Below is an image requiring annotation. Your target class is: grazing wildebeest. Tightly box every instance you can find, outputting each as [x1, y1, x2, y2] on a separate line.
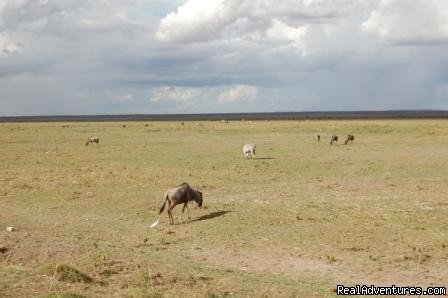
[85, 136, 99, 146]
[158, 183, 203, 225]
[330, 135, 338, 145]
[345, 134, 355, 145]
[243, 144, 256, 159]
[317, 134, 321, 143]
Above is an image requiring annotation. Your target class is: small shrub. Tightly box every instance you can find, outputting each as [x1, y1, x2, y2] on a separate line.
[43, 264, 93, 283]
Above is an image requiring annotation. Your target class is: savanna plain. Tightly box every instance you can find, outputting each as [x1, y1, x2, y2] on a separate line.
[1, 120, 447, 297]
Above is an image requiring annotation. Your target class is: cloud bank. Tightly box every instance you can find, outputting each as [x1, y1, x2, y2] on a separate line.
[1, 0, 448, 115]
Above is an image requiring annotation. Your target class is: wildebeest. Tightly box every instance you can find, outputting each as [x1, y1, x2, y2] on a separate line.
[317, 134, 321, 143]
[345, 134, 355, 145]
[158, 183, 203, 225]
[243, 144, 256, 159]
[330, 135, 338, 145]
[85, 136, 99, 146]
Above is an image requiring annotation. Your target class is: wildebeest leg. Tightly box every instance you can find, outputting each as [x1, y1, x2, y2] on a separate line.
[168, 208, 175, 224]
[166, 200, 174, 225]
[182, 203, 191, 220]
[181, 203, 188, 223]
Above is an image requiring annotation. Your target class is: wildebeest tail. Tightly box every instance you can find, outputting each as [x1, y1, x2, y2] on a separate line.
[159, 193, 168, 214]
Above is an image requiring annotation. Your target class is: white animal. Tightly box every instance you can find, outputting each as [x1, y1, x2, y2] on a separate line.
[243, 144, 256, 159]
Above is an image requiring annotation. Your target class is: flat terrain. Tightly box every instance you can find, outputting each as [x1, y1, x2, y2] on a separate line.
[1, 120, 447, 297]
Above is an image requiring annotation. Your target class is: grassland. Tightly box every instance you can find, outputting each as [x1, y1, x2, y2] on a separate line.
[1, 120, 447, 297]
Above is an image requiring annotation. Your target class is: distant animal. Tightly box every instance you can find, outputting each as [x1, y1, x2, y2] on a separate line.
[330, 135, 338, 145]
[345, 134, 355, 145]
[243, 144, 256, 159]
[158, 183, 203, 225]
[85, 136, 99, 146]
[317, 134, 321, 143]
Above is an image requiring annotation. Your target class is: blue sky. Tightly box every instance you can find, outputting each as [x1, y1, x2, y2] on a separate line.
[1, 0, 448, 116]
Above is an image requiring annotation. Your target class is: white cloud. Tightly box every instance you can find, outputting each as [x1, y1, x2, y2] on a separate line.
[0, 35, 20, 55]
[155, 0, 356, 44]
[267, 19, 308, 42]
[155, 0, 236, 43]
[150, 86, 202, 103]
[218, 85, 258, 104]
[362, 0, 448, 45]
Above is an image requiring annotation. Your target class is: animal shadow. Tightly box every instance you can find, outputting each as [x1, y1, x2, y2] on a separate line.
[253, 157, 275, 160]
[190, 210, 231, 222]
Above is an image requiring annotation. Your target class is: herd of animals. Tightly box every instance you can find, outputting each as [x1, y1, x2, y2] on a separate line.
[319, 134, 355, 145]
[84, 130, 355, 225]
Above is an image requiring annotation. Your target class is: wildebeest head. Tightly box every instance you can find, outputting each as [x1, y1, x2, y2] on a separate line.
[195, 191, 203, 207]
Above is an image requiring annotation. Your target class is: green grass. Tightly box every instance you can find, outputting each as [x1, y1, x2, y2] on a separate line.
[1, 120, 448, 297]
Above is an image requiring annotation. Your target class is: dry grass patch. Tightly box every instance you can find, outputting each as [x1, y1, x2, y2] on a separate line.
[1, 120, 448, 296]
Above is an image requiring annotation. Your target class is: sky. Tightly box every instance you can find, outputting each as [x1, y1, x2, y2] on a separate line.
[1, 0, 448, 116]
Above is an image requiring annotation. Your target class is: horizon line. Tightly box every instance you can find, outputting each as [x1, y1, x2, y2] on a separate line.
[1, 110, 448, 122]
[1, 109, 448, 118]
